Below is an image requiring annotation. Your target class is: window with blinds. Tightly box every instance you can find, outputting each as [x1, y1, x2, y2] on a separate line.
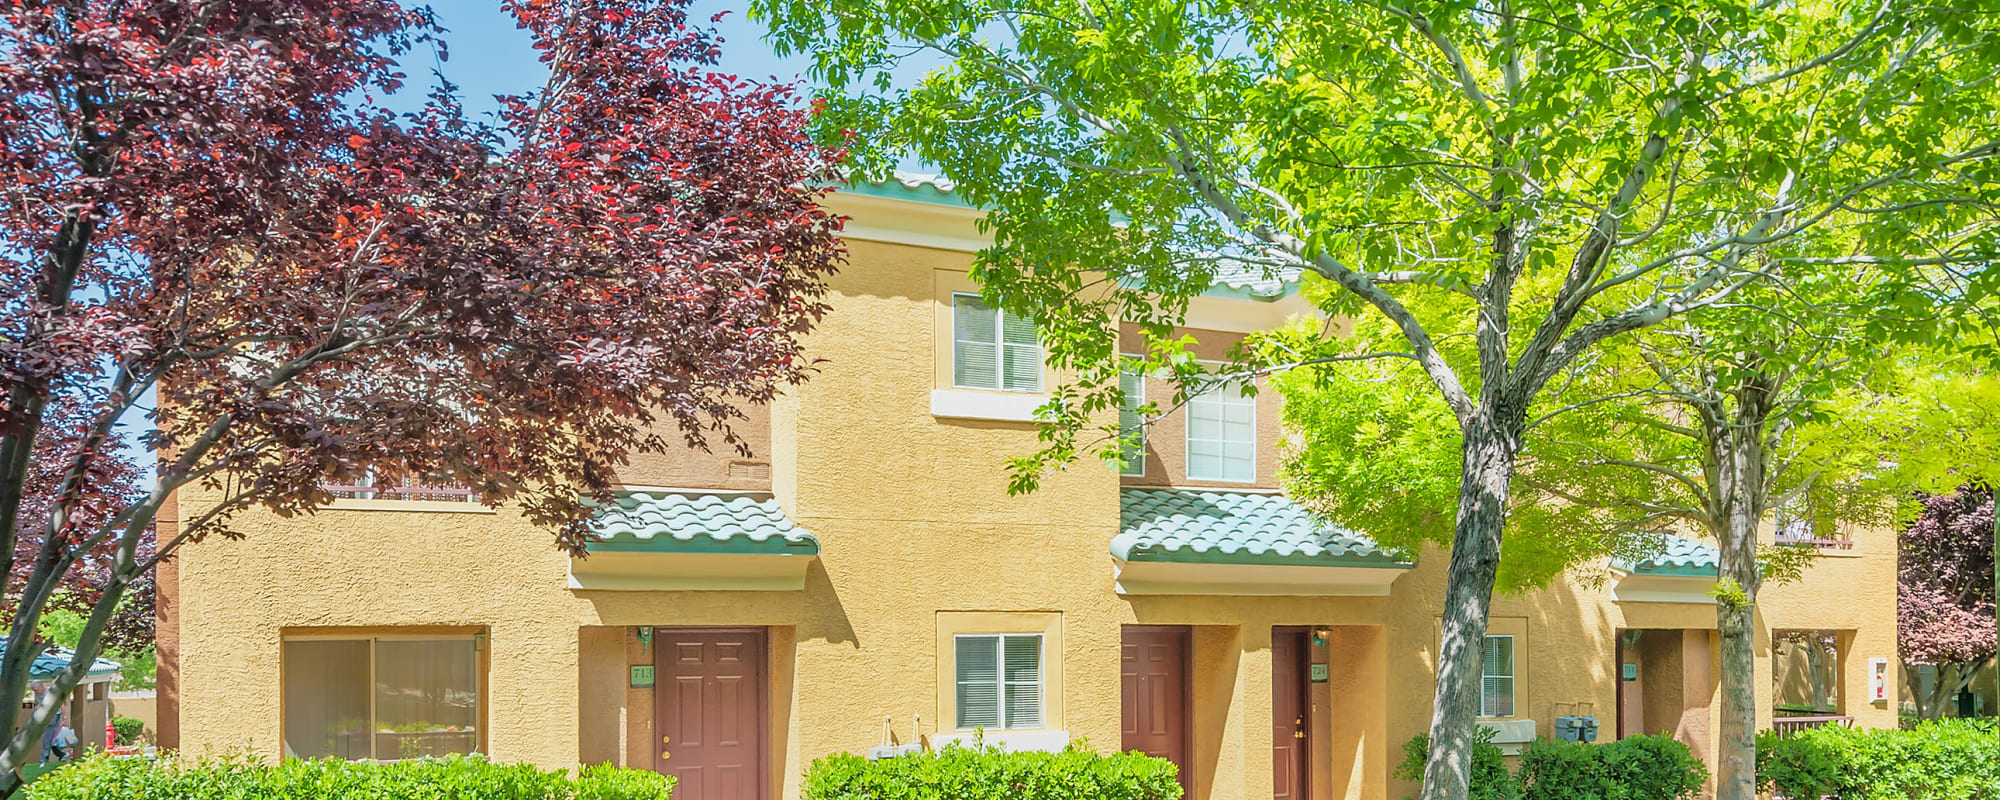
[1481, 635, 1515, 718]
[952, 294, 1041, 392]
[1119, 367, 1146, 476]
[1186, 379, 1255, 482]
[954, 634, 1044, 730]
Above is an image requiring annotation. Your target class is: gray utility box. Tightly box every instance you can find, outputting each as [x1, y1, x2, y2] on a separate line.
[1553, 715, 1600, 743]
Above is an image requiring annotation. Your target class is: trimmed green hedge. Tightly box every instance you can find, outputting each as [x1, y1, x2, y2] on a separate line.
[1757, 718, 2000, 799]
[802, 743, 1182, 800]
[1396, 731, 1706, 800]
[109, 717, 144, 746]
[23, 754, 674, 800]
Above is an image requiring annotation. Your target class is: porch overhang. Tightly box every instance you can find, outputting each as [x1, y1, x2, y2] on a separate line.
[1114, 489, 1412, 597]
[1610, 535, 1721, 604]
[571, 491, 819, 592]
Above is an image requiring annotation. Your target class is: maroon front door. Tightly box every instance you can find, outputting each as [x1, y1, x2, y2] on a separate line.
[656, 628, 766, 800]
[1272, 628, 1310, 800]
[1122, 626, 1192, 793]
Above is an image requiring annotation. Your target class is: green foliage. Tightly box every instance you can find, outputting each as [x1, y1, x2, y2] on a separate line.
[801, 742, 1182, 800]
[1393, 732, 1706, 800]
[1757, 719, 2000, 800]
[21, 753, 674, 800]
[1393, 728, 1517, 800]
[108, 717, 143, 746]
[1516, 736, 1707, 800]
[35, 608, 156, 690]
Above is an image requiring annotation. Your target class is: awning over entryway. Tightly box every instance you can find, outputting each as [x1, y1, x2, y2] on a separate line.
[1112, 489, 1412, 596]
[570, 491, 819, 591]
[1610, 535, 1720, 603]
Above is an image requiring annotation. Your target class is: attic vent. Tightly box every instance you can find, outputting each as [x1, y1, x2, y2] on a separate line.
[729, 461, 772, 482]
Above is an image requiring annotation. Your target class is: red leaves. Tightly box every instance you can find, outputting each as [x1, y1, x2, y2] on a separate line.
[1899, 488, 1998, 665]
[3, 0, 847, 563]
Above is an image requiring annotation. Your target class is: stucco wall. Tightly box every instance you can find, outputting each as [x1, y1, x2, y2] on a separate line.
[165, 222, 1899, 800]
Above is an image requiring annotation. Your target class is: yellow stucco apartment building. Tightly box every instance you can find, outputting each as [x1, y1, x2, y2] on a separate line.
[154, 174, 1899, 800]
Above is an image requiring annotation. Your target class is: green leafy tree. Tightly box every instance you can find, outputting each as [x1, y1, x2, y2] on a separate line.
[756, 2, 2000, 799]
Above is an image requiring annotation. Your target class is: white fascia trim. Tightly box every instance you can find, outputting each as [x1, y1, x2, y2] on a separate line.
[842, 222, 989, 253]
[930, 389, 1046, 423]
[1610, 573, 1719, 605]
[1112, 559, 1406, 596]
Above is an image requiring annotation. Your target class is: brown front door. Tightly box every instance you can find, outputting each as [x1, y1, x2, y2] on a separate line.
[656, 628, 766, 800]
[1122, 626, 1192, 793]
[1272, 628, 1310, 800]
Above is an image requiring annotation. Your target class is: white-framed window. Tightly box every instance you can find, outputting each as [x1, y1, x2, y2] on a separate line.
[954, 633, 1044, 730]
[1481, 635, 1515, 718]
[1186, 379, 1255, 482]
[952, 293, 1040, 392]
[1119, 366, 1146, 476]
[282, 634, 483, 760]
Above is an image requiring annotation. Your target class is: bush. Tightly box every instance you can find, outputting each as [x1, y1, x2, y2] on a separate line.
[23, 753, 675, 800]
[1395, 730, 1705, 800]
[1394, 727, 1517, 800]
[1758, 718, 2000, 800]
[802, 741, 1182, 800]
[109, 717, 144, 746]
[1516, 735, 1705, 800]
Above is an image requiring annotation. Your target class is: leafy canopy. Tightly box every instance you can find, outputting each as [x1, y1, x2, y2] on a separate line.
[759, 0, 2000, 492]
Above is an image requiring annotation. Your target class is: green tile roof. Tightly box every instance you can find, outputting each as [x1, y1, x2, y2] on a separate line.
[1622, 535, 1720, 577]
[841, 171, 974, 209]
[586, 492, 819, 556]
[1114, 489, 1410, 568]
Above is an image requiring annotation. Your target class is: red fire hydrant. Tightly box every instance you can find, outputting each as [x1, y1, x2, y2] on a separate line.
[105, 718, 114, 749]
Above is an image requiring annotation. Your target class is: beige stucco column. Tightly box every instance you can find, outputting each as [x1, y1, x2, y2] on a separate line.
[1192, 625, 1247, 800]
[1240, 625, 1276, 800]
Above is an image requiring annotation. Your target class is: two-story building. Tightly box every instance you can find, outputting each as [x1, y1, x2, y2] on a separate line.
[154, 173, 1899, 800]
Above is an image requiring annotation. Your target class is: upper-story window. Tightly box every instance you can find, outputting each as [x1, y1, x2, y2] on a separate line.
[1481, 635, 1516, 718]
[1119, 367, 1146, 476]
[953, 293, 1040, 392]
[1186, 379, 1255, 482]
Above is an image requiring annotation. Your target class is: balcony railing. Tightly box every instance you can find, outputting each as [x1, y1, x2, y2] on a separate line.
[1770, 714, 1854, 738]
[320, 478, 476, 503]
[1774, 532, 1854, 550]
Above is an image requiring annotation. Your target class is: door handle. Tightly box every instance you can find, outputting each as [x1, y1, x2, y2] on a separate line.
[660, 750, 671, 761]
[1294, 730, 1306, 739]
[662, 735, 670, 744]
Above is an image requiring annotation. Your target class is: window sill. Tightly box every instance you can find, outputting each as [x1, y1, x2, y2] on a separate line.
[927, 729, 1070, 753]
[317, 499, 497, 514]
[930, 389, 1046, 423]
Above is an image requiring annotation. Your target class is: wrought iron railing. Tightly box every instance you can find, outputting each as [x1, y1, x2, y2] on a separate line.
[1770, 714, 1853, 738]
[320, 477, 476, 503]
[1774, 532, 1854, 550]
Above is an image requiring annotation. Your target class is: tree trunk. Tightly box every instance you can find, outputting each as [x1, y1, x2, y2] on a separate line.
[1711, 400, 1768, 800]
[1419, 414, 1520, 800]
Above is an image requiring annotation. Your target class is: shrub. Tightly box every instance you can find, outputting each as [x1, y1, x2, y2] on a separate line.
[23, 753, 674, 800]
[1516, 735, 1705, 800]
[801, 741, 1182, 800]
[1394, 727, 1517, 800]
[1758, 718, 2000, 800]
[1395, 730, 1704, 800]
[109, 717, 144, 746]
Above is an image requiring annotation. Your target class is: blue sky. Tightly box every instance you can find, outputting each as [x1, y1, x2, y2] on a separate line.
[386, 1, 815, 120]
